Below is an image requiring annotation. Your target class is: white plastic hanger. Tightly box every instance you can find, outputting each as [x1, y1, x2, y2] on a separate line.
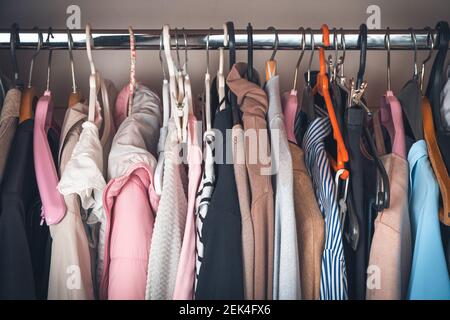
[218, 24, 227, 111]
[163, 24, 188, 142]
[204, 29, 212, 131]
[86, 24, 100, 123]
[181, 29, 194, 117]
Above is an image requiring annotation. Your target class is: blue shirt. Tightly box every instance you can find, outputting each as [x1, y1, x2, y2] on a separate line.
[303, 115, 347, 300]
[407, 140, 450, 300]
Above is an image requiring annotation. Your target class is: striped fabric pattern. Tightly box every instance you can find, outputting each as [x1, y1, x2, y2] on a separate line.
[303, 114, 348, 300]
[194, 130, 216, 291]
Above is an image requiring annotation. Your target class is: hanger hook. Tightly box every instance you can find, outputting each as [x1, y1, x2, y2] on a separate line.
[159, 28, 167, 80]
[206, 28, 211, 75]
[46, 27, 54, 91]
[66, 28, 77, 93]
[306, 28, 315, 86]
[182, 28, 188, 74]
[10, 23, 20, 83]
[268, 26, 279, 61]
[338, 28, 346, 77]
[85, 24, 96, 75]
[174, 28, 181, 71]
[420, 26, 435, 92]
[293, 27, 306, 90]
[385, 27, 391, 91]
[332, 28, 338, 80]
[409, 28, 418, 78]
[28, 26, 43, 88]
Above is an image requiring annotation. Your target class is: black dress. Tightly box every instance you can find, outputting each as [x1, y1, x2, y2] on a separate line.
[195, 104, 244, 300]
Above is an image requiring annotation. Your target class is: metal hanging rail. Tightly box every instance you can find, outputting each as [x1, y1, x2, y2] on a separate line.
[0, 28, 443, 50]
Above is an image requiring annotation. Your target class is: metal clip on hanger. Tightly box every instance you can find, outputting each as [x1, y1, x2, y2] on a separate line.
[265, 26, 278, 81]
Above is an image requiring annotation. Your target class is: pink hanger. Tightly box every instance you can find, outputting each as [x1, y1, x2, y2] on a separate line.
[34, 90, 66, 225]
[33, 30, 66, 225]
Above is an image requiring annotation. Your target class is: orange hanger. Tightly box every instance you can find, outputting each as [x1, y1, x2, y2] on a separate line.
[313, 24, 349, 180]
[265, 26, 278, 81]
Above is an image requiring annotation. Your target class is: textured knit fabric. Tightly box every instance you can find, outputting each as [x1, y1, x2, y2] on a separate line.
[173, 116, 202, 300]
[48, 102, 93, 300]
[0, 88, 20, 185]
[194, 129, 216, 291]
[232, 123, 254, 300]
[195, 106, 244, 300]
[266, 75, 301, 300]
[303, 116, 348, 300]
[290, 142, 325, 300]
[146, 119, 188, 300]
[0, 119, 53, 299]
[366, 153, 411, 300]
[407, 140, 450, 299]
[100, 84, 161, 300]
[226, 63, 274, 300]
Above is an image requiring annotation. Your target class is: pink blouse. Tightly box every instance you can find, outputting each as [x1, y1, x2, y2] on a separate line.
[173, 116, 202, 300]
[282, 90, 298, 144]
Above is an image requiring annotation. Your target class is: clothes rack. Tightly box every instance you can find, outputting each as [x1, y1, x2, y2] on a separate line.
[0, 28, 446, 50]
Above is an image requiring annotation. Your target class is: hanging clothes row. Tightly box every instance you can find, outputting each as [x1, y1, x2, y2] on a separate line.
[0, 21, 449, 301]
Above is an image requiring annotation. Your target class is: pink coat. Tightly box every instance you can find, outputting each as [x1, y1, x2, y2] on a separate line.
[100, 164, 159, 300]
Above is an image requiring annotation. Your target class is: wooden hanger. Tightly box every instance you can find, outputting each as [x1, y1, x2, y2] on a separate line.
[312, 24, 349, 180]
[265, 26, 278, 81]
[67, 28, 82, 107]
[423, 96, 450, 225]
[421, 29, 450, 225]
[19, 27, 42, 123]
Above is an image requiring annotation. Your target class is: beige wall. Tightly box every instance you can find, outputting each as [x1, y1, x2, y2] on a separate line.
[0, 0, 449, 122]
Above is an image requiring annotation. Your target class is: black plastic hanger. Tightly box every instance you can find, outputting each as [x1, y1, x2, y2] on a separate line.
[10, 23, 23, 90]
[356, 24, 367, 89]
[426, 21, 450, 174]
[397, 29, 423, 142]
[355, 23, 390, 210]
[247, 23, 254, 83]
[226, 21, 240, 125]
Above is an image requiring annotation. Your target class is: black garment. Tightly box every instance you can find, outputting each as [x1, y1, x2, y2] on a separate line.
[0, 119, 56, 299]
[343, 107, 367, 300]
[195, 106, 244, 300]
[397, 78, 422, 153]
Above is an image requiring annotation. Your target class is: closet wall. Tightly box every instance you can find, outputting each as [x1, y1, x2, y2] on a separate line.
[0, 0, 449, 123]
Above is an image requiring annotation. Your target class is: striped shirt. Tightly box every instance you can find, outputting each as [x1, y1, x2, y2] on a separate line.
[303, 114, 348, 300]
[194, 130, 216, 291]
